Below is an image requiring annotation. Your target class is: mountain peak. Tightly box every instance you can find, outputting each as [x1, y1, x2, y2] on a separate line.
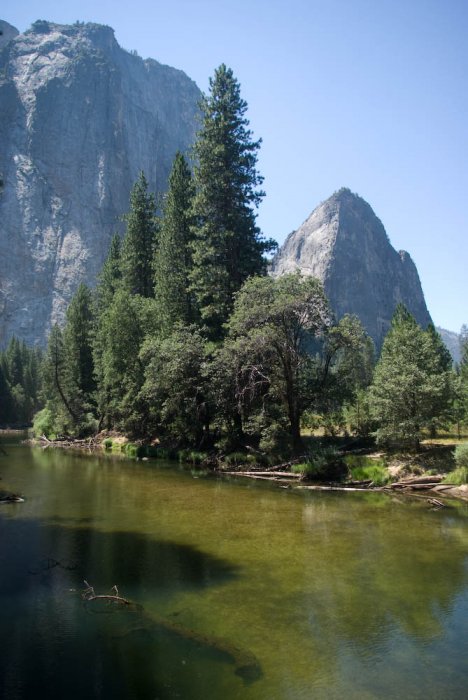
[0, 20, 19, 49]
[271, 191, 431, 348]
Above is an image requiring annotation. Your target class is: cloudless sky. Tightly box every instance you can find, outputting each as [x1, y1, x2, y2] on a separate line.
[3, 0, 467, 332]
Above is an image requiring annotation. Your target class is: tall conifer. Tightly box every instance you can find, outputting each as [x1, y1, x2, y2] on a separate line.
[153, 152, 195, 335]
[121, 171, 157, 298]
[190, 64, 275, 340]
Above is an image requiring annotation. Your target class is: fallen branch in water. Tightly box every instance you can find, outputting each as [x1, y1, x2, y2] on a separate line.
[81, 581, 139, 609]
[0, 491, 24, 503]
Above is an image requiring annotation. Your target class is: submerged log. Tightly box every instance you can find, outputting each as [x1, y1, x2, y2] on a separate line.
[83, 582, 262, 683]
[121, 616, 262, 683]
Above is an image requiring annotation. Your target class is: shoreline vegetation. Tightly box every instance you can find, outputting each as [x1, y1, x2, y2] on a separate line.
[21, 431, 468, 504]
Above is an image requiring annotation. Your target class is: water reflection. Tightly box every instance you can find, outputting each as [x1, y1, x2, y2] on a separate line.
[1, 446, 468, 698]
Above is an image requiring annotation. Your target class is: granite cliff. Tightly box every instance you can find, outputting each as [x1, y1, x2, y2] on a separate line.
[270, 188, 432, 349]
[437, 327, 461, 365]
[0, 19, 201, 346]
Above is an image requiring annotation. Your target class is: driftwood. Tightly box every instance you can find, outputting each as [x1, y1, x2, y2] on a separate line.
[389, 475, 443, 488]
[81, 582, 139, 609]
[297, 484, 384, 493]
[0, 491, 24, 503]
[38, 436, 101, 450]
[225, 470, 300, 479]
[427, 498, 446, 509]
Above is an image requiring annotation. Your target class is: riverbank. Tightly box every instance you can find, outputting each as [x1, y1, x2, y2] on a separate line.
[22, 432, 468, 504]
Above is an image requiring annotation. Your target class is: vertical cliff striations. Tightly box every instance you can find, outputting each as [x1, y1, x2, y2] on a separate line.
[270, 188, 432, 348]
[0, 20, 201, 345]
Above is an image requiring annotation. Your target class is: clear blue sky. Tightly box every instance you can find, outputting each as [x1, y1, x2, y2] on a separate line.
[3, 0, 467, 332]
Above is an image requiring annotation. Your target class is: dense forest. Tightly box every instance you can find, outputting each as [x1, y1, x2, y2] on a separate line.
[2, 65, 468, 458]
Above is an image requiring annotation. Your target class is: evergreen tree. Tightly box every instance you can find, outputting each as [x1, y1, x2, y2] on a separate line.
[95, 234, 122, 311]
[460, 327, 468, 424]
[153, 152, 195, 335]
[95, 289, 147, 435]
[93, 234, 123, 428]
[425, 323, 454, 436]
[121, 171, 157, 298]
[190, 64, 275, 340]
[369, 306, 451, 449]
[0, 339, 43, 425]
[62, 283, 96, 430]
[0, 359, 13, 424]
[42, 324, 74, 433]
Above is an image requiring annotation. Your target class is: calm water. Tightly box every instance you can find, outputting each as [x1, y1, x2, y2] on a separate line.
[1, 436, 468, 699]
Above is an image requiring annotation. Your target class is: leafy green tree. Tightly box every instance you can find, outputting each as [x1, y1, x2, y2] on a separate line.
[369, 306, 451, 449]
[121, 171, 158, 298]
[190, 64, 276, 340]
[153, 152, 196, 335]
[225, 273, 331, 453]
[317, 315, 375, 435]
[141, 325, 210, 446]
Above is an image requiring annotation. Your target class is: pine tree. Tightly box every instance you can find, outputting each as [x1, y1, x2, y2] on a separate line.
[369, 306, 451, 449]
[425, 323, 454, 436]
[190, 64, 275, 340]
[94, 234, 123, 428]
[95, 289, 147, 434]
[96, 234, 122, 311]
[460, 327, 468, 425]
[121, 171, 157, 298]
[62, 284, 96, 431]
[0, 358, 13, 424]
[153, 152, 195, 335]
[42, 324, 75, 432]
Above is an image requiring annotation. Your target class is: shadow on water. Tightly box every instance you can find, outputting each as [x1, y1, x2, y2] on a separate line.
[0, 516, 261, 699]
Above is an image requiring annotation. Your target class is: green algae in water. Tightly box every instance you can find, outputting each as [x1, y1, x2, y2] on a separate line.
[1, 443, 468, 698]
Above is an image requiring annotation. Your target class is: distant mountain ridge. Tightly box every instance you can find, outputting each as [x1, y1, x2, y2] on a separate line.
[0, 19, 201, 346]
[271, 188, 432, 349]
[437, 327, 461, 365]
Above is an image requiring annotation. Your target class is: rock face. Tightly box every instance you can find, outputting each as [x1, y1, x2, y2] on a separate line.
[437, 327, 460, 365]
[270, 188, 432, 348]
[0, 20, 201, 346]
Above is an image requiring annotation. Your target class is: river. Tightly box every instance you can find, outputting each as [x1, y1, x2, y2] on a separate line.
[1, 434, 468, 699]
